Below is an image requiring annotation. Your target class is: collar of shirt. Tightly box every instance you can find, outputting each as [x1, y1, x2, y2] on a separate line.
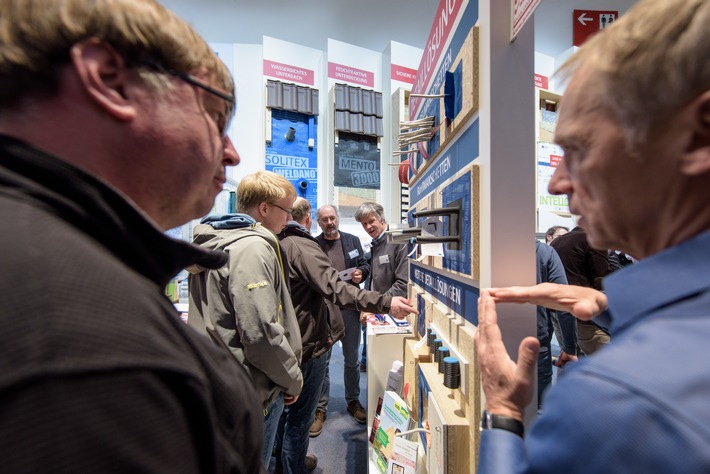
[605, 229, 710, 335]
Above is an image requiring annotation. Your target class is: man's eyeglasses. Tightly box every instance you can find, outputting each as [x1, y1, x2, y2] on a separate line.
[269, 203, 293, 216]
[138, 59, 235, 136]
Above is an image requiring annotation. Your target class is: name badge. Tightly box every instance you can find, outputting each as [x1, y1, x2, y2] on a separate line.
[379, 255, 390, 265]
[348, 249, 359, 259]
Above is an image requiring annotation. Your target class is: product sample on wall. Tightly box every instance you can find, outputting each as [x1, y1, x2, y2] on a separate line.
[265, 79, 319, 212]
[367, 1, 482, 473]
[332, 83, 384, 191]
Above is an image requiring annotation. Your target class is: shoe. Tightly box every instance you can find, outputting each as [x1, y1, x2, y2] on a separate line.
[347, 400, 367, 424]
[309, 409, 326, 437]
[274, 454, 317, 473]
[359, 362, 367, 372]
[306, 453, 318, 472]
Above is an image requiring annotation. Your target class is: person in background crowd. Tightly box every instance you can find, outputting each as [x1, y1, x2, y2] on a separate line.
[534, 241, 576, 410]
[545, 225, 569, 245]
[354, 202, 409, 372]
[311, 205, 371, 434]
[0, 0, 265, 472]
[188, 171, 303, 467]
[550, 226, 613, 355]
[275, 198, 417, 474]
[543, 225, 571, 349]
[476, 1, 710, 471]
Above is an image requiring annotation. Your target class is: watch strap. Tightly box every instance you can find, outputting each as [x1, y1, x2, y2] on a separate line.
[480, 410, 525, 437]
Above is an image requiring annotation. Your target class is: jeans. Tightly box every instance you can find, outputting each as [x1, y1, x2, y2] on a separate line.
[537, 346, 552, 410]
[275, 354, 328, 474]
[317, 309, 361, 412]
[262, 392, 285, 467]
[360, 324, 367, 365]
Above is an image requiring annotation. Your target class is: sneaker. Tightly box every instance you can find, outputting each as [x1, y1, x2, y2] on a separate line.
[359, 362, 367, 372]
[347, 400, 367, 424]
[309, 409, 326, 438]
[306, 453, 318, 472]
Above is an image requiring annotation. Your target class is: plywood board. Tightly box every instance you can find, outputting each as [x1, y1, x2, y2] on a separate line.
[439, 26, 480, 151]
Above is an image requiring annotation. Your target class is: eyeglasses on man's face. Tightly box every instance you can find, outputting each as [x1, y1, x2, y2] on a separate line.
[269, 202, 293, 216]
[138, 59, 235, 138]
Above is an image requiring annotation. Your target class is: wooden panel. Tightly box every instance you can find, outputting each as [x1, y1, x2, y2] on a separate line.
[439, 26, 480, 154]
[420, 363, 472, 473]
[403, 338, 432, 421]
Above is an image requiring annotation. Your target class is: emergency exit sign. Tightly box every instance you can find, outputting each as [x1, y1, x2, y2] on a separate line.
[573, 9, 618, 47]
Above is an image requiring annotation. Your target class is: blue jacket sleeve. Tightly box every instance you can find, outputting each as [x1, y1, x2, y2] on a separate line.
[478, 429, 527, 473]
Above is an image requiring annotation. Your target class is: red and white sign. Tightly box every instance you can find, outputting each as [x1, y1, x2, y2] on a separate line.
[263, 60, 314, 86]
[391, 64, 417, 85]
[550, 154, 562, 168]
[328, 62, 374, 88]
[573, 9, 618, 48]
[511, 0, 542, 41]
[410, 0, 466, 117]
[534, 73, 548, 90]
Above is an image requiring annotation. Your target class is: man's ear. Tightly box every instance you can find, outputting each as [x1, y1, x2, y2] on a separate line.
[680, 90, 710, 176]
[69, 38, 136, 121]
[258, 202, 270, 218]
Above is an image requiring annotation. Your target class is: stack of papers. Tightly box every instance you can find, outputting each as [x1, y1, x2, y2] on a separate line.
[368, 314, 412, 334]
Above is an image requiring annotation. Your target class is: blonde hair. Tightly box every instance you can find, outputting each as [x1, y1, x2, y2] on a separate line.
[556, 0, 710, 147]
[0, 0, 232, 107]
[237, 171, 296, 213]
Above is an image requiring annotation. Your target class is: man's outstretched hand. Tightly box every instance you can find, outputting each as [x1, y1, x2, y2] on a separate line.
[488, 283, 607, 321]
[389, 297, 418, 319]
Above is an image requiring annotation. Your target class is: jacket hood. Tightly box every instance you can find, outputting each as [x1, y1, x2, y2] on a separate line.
[200, 213, 256, 229]
[189, 217, 279, 275]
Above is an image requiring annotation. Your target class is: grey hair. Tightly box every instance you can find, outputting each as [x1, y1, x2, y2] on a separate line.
[291, 197, 312, 223]
[354, 202, 386, 224]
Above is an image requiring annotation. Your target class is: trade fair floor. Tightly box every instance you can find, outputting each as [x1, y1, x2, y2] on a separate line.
[267, 339, 369, 474]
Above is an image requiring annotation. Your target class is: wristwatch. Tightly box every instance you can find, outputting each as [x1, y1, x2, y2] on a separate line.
[480, 410, 525, 437]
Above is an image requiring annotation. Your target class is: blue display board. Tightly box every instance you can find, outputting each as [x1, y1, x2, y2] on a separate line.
[266, 109, 318, 215]
[441, 172, 471, 274]
[410, 261, 479, 325]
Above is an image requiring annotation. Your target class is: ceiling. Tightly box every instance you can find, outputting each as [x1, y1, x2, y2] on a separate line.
[163, 0, 638, 62]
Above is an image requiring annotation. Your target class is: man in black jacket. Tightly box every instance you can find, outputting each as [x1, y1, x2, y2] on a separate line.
[275, 198, 416, 474]
[311, 205, 371, 433]
[0, 1, 264, 472]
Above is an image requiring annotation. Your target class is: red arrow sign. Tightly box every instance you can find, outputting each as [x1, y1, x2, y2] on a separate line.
[573, 9, 618, 48]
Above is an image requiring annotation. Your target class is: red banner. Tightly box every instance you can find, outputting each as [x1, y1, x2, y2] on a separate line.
[263, 60, 314, 86]
[391, 64, 417, 85]
[410, 0, 465, 116]
[534, 73, 548, 90]
[328, 62, 374, 88]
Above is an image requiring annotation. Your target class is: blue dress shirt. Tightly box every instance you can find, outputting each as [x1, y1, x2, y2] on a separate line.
[479, 229, 710, 473]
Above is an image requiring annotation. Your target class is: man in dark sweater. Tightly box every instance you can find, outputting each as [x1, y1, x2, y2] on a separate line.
[311, 205, 371, 432]
[551, 226, 613, 355]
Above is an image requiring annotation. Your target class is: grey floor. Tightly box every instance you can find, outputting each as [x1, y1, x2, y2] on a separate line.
[268, 340, 370, 474]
